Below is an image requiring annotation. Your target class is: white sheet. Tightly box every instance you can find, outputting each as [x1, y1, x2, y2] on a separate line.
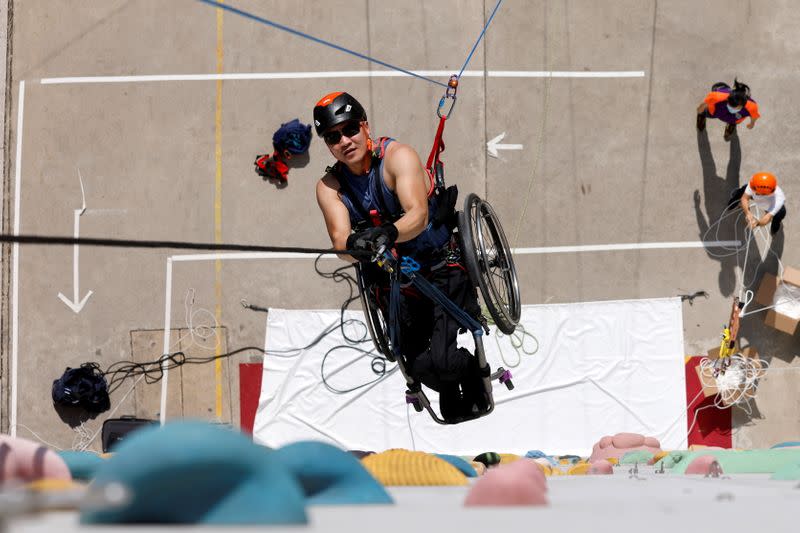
[253, 298, 687, 456]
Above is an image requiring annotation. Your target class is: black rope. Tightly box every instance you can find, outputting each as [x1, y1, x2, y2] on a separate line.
[101, 257, 394, 396]
[0, 233, 371, 258]
[312, 255, 397, 393]
[103, 346, 265, 395]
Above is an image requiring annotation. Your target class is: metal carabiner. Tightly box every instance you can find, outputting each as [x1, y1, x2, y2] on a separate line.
[436, 75, 459, 119]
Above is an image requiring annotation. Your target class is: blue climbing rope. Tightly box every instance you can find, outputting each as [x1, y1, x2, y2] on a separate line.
[457, 0, 505, 79]
[196, 0, 448, 89]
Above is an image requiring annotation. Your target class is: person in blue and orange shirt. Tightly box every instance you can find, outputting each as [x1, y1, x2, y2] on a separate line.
[696, 79, 760, 141]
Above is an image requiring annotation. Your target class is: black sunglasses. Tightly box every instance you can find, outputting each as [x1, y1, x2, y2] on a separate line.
[323, 122, 362, 145]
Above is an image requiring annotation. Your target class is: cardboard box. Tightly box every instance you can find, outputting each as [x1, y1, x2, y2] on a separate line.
[755, 266, 800, 336]
[695, 347, 763, 405]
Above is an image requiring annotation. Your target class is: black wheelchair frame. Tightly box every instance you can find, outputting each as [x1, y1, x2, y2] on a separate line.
[356, 193, 522, 425]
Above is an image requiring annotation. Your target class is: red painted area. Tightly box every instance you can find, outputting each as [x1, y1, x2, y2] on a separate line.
[684, 357, 732, 448]
[239, 363, 263, 435]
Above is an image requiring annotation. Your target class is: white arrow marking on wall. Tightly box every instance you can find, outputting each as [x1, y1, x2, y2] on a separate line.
[57, 170, 93, 313]
[487, 132, 524, 158]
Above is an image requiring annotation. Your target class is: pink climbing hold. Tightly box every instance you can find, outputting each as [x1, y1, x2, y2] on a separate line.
[0, 435, 72, 483]
[589, 432, 662, 462]
[685, 455, 723, 476]
[464, 459, 548, 506]
[588, 460, 613, 475]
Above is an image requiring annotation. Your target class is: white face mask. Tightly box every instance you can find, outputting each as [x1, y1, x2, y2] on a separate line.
[727, 103, 743, 114]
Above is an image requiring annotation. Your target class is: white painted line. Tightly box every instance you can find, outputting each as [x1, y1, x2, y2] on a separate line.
[10, 81, 25, 437]
[489, 71, 646, 78]
[40, 70, 646, 85]
[160, 258, 173, 426]
[57, 174, 93, 313]
[512, 241, 741, 254]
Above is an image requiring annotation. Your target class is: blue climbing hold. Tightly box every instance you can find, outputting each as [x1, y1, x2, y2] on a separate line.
[275, 441, 392, 505]
[58, 450, 106, 481]
[81, 421, 307, 525]
[435, 454, 477, 477]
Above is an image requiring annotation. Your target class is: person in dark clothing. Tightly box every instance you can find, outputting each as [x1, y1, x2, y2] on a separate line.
[313, 91, 487, 421]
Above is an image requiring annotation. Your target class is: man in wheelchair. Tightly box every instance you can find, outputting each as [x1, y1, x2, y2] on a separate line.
[313, 91, 490, 422]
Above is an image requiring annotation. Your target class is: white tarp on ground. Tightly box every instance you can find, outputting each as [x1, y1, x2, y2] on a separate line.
[253, 298, 687, 456]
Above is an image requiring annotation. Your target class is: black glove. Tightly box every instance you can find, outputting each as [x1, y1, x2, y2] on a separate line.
[346, 223, 399, 256]
[433, 184, 458, 228]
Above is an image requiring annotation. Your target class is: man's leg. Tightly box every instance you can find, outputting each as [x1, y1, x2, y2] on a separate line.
[771, 206, 787, 234]
[724, 122, 736, 141]
[696, 113, 707, 131]
[429, 265, 490, 416]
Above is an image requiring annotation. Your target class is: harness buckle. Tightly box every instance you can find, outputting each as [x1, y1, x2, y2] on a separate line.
[368, 209, 382, 228]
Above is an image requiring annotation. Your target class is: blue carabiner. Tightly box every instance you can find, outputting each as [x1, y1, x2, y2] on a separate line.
[400, 256, 421, 274]
[436, 74, 459, 118]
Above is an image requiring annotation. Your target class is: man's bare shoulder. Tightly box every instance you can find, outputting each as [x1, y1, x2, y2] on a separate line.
[383, 140, 424, 175]
[318, 171, 340, 192]
[384, 140, 419, 161]
[316, 171, 341, 205]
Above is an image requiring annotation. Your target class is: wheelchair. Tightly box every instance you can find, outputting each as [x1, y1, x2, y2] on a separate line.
[355, 192, 522, 424]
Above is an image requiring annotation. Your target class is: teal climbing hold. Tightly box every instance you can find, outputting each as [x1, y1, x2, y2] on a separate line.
[58, 450, 105, 481]
[435, 454, 477, 477]
[81, 421, 307, 525]
[275, 441, 392, 505]
[619, 450, 654, 465]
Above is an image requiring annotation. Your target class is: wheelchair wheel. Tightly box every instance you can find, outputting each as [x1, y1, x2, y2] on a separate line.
[355, 264, 395, 362]
[458, 193, 521, 334]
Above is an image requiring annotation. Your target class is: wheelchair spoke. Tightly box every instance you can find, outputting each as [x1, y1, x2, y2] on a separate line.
[460, 193, 521, 334]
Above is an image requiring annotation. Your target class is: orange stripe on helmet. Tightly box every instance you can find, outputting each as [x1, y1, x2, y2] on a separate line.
[315, 91, 344, 108]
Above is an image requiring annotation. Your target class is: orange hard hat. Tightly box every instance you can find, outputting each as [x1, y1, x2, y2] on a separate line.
[749, 172, 777, 195]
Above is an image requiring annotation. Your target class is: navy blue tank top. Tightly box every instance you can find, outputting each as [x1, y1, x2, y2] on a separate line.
[334, 138, 451, 264]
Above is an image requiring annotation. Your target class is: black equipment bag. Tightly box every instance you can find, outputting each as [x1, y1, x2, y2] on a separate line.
[101, 416, 158, 453]
[52, 363, 111, 414]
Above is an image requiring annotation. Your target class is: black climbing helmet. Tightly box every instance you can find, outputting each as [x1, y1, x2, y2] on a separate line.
[313, 92, 367, 135]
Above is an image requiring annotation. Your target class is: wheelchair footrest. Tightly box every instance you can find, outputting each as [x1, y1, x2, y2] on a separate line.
[491, 367, 515, 390]
[405, 390, 428, 413]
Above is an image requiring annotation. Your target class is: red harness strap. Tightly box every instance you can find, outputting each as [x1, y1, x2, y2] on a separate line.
[425, 115, 448, 173]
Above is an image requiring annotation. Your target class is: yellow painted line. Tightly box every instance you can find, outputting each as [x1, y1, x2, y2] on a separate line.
[214, 3, 224, 419]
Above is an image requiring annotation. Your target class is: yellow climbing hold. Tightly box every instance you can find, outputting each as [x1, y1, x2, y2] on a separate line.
[567, 463, 592, 476]
[535, 462, 552, 476]
[651, 450, 670, 464]
[24, 478, 86, 492]
[498, 453, 522, 464]
[362, 449, 468, 486]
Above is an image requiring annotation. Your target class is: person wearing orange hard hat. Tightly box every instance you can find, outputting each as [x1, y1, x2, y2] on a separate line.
[727, 172, 786, 234]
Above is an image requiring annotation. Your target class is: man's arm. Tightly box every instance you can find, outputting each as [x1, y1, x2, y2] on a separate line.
[740, 192, 772, 229]
[316, 175, 357, 263]
[382, 143, 429, 243]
